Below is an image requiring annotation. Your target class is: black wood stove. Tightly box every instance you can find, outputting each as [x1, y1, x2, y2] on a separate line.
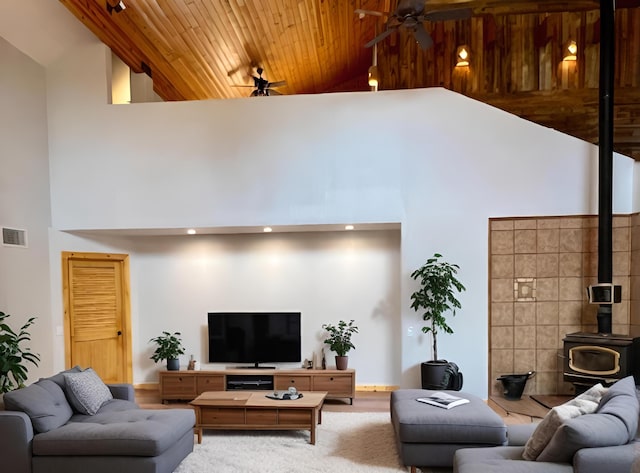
[563, 332, 640, 388]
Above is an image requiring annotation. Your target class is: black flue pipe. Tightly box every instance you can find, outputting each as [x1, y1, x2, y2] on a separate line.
[597, 0, 615, 334]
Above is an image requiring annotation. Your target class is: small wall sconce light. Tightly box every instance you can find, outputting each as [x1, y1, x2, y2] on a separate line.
[106, 1, 126, 15]
[456, 45, 470, 67]
[563, 40, 578, 61]
[368, 65, 379, 88]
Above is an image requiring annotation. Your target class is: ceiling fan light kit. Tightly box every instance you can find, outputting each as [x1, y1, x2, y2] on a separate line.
[368, 65, 379, 88]
[231, 67, 286, 97]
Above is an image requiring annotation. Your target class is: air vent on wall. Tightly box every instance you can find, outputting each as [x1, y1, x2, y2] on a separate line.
[2, 227, 28, 248]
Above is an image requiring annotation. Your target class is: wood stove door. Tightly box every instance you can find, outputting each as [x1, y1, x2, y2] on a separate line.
[568, 345, 621, 376]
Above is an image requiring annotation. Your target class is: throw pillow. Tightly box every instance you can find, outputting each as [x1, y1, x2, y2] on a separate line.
[3, 379, 73, 433]
[597, 375, 640, 441]
[535, 376, 640, 463]
[63, 368, 113, 415]
[522, 382, 607, 460]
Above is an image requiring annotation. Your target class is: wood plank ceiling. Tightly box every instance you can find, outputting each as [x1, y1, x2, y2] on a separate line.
[60, 0, 640, 159]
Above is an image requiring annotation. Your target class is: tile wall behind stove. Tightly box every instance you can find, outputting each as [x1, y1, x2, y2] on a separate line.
[489, 215, 635, 396]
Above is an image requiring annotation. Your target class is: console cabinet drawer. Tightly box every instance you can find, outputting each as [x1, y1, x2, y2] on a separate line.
[274, 375, 311, 391]
[196, 375, 225, 394]
[312, 375, 352, 395]
[161, 374, 196, 398]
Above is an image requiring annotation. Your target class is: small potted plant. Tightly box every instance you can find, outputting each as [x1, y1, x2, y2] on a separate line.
[149, 331, 185, 371]
[0, 311, 40, 394]
[410, 253, 466, 389]
[322, 319, 358, 370]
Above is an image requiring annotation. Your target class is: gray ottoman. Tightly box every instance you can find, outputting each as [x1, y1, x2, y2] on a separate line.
[391, 389, 507, 472]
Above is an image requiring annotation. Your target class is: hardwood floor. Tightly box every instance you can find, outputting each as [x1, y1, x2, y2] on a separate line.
[135, 388, 548, 424]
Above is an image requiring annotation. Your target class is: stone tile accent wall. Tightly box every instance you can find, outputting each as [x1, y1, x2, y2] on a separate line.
[489, 215, 633, 397]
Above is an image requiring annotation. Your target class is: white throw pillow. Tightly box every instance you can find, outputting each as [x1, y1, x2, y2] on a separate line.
[63, 368, 113, 415]
[522, 383, 608, 461]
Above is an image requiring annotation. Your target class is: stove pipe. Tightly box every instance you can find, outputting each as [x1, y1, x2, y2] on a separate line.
[597, 0, 615, 334]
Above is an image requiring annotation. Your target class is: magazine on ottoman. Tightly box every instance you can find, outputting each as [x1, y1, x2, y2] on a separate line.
[416, 392, 470, 409]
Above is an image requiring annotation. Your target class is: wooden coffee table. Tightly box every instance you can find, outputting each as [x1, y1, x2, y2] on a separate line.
[190, 391, 327, 444]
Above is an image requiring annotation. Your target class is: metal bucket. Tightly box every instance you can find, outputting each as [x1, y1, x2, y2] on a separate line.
[497, 371, 535, 400]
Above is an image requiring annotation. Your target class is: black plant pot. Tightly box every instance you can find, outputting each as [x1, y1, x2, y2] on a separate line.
[167, 358, 180, 371]
[421, 360, 449, 390]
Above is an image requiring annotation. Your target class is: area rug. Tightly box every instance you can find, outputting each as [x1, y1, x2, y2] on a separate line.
[173, 411, 450, 473]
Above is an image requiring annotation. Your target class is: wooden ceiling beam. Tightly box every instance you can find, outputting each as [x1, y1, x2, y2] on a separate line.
[422, 1, 600, 15]
[472, 88, 640, 160]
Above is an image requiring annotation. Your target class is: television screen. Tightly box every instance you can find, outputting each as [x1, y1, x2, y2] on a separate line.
[208, 312, 301, 366]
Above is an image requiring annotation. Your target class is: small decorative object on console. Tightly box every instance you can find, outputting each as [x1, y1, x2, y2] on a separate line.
[266, 386, 303, 400]
[416, 392, 470, 409]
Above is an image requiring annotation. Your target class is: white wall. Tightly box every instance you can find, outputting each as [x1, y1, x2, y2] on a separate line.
[124, 231, 401, 384]
[41, 41, 637, 397]
[0, 37, 53, 380]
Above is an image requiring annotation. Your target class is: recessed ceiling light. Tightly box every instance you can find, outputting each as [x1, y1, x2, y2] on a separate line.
[187, 229, 196, 235]
[345, 225, 354, 230]
[263, 227, 273, 233]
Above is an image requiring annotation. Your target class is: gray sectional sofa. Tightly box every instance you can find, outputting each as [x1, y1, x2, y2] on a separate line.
[453, 376, 640, 473]
[0, 367, 195, 473]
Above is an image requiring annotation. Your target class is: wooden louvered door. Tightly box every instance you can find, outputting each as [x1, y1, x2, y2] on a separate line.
[62, 252, 132, 383]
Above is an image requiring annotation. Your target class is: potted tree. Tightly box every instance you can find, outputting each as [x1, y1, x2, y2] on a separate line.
[410, 253, 466, 389]
[322, 320, 358, 370]
[149, 331, 185, 371]
[0, 311, 40, 394]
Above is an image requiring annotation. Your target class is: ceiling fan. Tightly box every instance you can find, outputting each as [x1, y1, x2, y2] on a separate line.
[232, 67, 287, 97]
[356, 0, 472, 50]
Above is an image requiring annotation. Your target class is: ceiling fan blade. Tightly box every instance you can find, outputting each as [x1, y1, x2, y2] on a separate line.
[364, 26, 397, 48]
[413, 22, 433, 50]
[231, 85, 256, 88]
[267, 89, 283, 96]
[268, 80, 287, 88]
[424, 8, 472, 22]
[354, 8, 386, 17]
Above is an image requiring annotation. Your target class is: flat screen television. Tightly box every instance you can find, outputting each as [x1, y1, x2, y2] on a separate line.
[208, 312, 301, 367]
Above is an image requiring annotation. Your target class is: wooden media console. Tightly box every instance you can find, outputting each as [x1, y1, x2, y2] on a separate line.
[159, 368, 355, 404]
